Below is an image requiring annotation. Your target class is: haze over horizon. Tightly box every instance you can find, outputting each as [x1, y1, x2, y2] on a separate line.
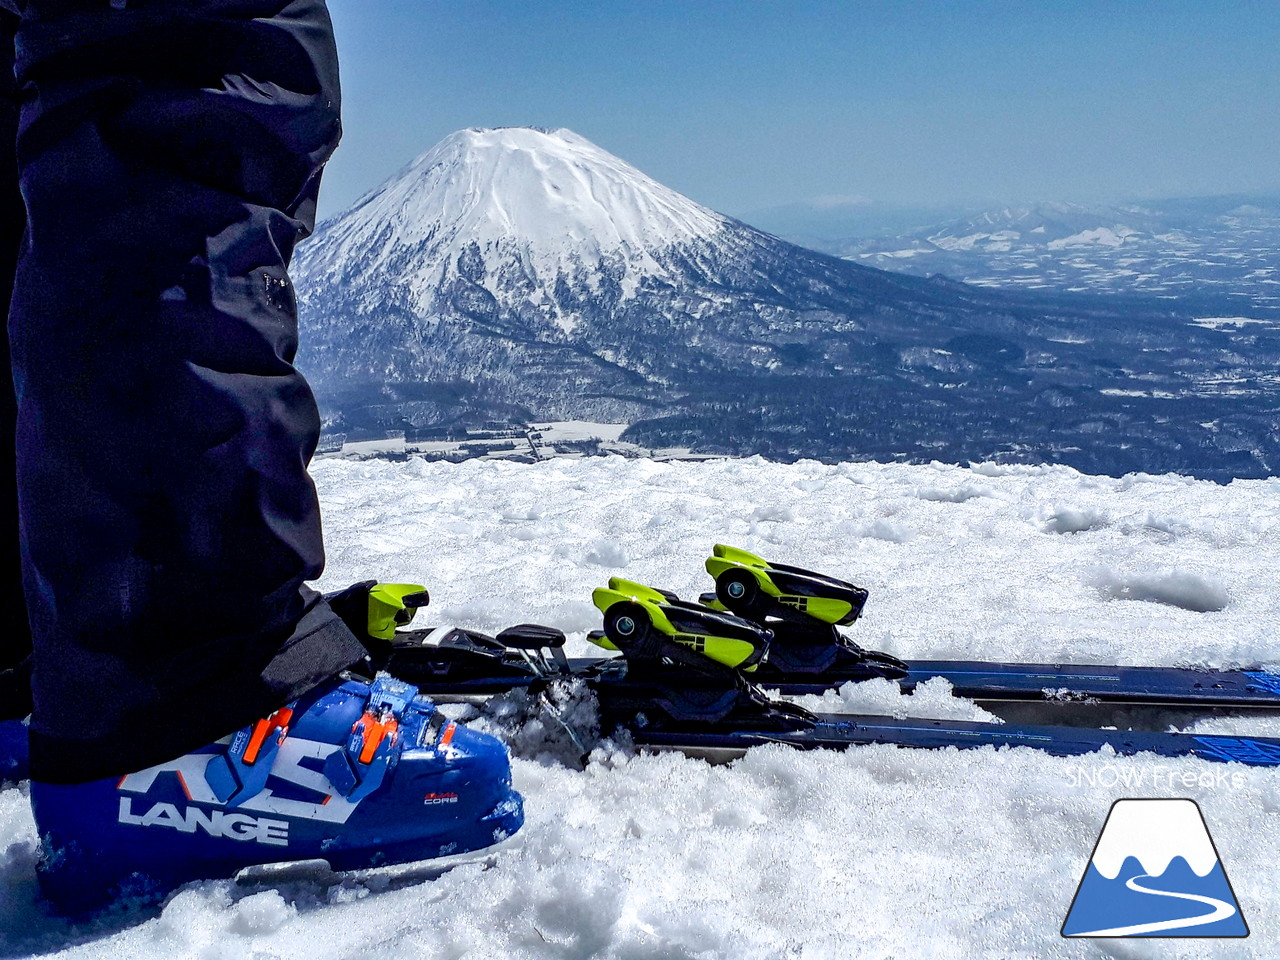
[320, 0, 1279, 224]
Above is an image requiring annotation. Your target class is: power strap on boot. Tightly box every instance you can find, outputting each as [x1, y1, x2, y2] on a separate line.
[323, 677, 424, 803]
[207, 706, 295, 807]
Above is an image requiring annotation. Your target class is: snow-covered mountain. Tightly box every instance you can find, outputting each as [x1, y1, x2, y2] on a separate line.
[818, 196, 1280, 307]
[293, 127, 1104, 421]
[908, 200, 1173, 252]
[302, 126, 726, 334]
[298, 125, 837, 423]
[294, 128, 1280, 479]
[300, 126, 1005, 427]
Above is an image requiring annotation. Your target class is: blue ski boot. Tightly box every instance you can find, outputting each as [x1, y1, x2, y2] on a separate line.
[31, 675, 523, 915]
[1, 718, 28, 783]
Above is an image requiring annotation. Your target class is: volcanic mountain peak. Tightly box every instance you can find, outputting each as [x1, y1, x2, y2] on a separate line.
[306, 126, 731, 325]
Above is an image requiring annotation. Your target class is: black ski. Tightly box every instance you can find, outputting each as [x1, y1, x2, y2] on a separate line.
[386, 628, 1280, 712]
[383, 624, 1280, 768]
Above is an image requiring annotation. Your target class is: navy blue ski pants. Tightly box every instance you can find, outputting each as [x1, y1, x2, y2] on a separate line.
[1, 0, 366, 782]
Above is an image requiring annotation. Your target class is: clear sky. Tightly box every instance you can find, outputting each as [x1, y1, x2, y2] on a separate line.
[319, 0, 1280, 222]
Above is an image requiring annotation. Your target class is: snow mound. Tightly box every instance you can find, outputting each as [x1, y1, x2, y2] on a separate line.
[915, 483, 993, 503]
[788, 676, 1001, 723]
[1043, 507, 1105, 534]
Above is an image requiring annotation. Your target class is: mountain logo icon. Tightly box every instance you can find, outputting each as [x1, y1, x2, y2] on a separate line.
[1062, 799, 1248, 938]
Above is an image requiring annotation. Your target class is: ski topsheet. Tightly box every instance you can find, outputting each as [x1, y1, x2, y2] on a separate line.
[386, 634, 1280, 769]
[630, 712, 1280, 768]
[775, 660, 1280, 709]
[395, 643, 1280, 712]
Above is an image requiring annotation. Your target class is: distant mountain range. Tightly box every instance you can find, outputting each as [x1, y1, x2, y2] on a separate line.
[294, 128, 1280, 480]
[785, 196, 1280, 314]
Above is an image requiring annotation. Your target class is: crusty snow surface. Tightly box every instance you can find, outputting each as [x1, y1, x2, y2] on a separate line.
[4, 457, 1280, 959]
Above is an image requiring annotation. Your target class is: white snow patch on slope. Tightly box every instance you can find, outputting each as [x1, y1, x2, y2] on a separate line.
[1047, 226, 1136, 249]
[5, 457, 1280, 959]
[1190, 316, 1277, 330]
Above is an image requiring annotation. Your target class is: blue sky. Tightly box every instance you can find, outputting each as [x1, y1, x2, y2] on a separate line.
[320, 0, 1279, 221]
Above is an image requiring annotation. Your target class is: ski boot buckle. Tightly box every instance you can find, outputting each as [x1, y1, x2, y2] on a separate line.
[323, 677, 421, 803]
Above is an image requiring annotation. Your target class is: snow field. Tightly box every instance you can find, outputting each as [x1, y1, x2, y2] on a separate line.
[4, 455, 1280, 958]
[315, 455, 1280, 674]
